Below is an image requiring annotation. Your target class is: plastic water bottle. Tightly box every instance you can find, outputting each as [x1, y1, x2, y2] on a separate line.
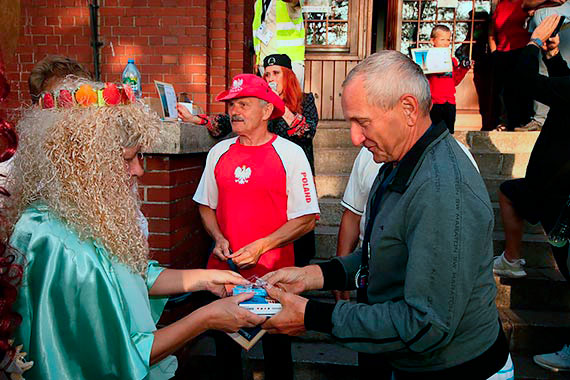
[122, 59, 142, 98]
[548, 196, 570, 247]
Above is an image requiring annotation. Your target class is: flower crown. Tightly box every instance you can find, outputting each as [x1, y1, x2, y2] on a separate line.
[39, 83, 136, 109]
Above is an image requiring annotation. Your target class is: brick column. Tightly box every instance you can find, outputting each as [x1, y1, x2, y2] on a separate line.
[139, 153, 211, 269]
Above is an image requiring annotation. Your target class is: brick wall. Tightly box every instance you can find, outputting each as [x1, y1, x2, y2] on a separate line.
[139, 153, 211, 268]
[0, 0, 255, 267]
[2, 0, 252, 116]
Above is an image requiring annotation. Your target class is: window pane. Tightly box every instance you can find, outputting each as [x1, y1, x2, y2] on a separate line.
[420, 1, 437, 20]
[402, 22, 418, 40]
[455, 22, 470, 42]
[475, 0, 491, 14]
[331, 0, 349, 20]
[437, 7, 455, 21]
[306, 21, 327, 45]
[328, 22, 348, 45]
[307, 12, 327, 20]
[457, 1, 474, 20]
[419, 22, 435, 41]
[403, 0, 419, 20]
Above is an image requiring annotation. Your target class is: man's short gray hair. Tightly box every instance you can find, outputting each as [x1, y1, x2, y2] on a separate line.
[343, 50, 431, 115]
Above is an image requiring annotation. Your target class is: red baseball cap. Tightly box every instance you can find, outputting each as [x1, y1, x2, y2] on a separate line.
[215, 74, 285, 119]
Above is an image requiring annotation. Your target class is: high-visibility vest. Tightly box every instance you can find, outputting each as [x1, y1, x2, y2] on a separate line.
[253, 0, 305, 64]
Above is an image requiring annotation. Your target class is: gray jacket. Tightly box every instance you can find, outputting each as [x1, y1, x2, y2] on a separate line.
[306, 123, 499, 372]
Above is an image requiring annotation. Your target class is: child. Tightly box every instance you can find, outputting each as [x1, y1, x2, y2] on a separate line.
[427, 25, 470, 134]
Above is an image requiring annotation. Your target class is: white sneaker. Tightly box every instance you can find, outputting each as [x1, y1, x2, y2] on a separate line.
[493, 252, 527, 278]
[534, 345, 570, 372]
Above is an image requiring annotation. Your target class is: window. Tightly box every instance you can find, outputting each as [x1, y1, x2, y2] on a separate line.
[400, 0, 492, 60]
[304, 0, 350, 48]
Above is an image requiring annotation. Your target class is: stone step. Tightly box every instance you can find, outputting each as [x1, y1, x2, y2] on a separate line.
[176, 328, 570, 380]
[472, 151, 530, 178]
[315, 226, 555, 269]
[512, 354, 570, 379]
[313, 128, 353, 149]
[500, 307, 570, 355]
[318, 197, 544, 235]
[496, 268, 570, 312]
[456, 130, 540, 153]
[317, 173, 517, 202]
[314, 129, 539, 153]
[314, 147, 531, 178]
[314, 148, 360, 174]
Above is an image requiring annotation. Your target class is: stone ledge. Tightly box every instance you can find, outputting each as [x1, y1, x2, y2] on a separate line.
[145, 121, 220, 155]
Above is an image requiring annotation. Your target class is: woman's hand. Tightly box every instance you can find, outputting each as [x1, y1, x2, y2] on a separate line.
[176, 103, 201, 124]
[203, 293, 266, 332]
[530, 15, 561, 46]
[198, 269, 250, 297]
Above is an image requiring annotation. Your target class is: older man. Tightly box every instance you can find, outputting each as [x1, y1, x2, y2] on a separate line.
[193, 73, 319, 380]
[262, 51, 512, 378]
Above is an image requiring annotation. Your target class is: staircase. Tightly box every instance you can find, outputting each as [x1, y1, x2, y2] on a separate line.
[175, 123, 570, 379]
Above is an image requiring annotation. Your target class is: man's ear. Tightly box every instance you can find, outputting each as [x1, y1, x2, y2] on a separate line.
[262, 103, 274, 121]
[400, 94, 420, 127]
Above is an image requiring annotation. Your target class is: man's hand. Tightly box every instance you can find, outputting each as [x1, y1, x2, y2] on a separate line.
[229, 239, 266, 269]
[212, 237, 231, 262]
[197, 269, 250, 297]
[176, 103, 200, 124]
[531, 14, 561, 45]
[262, 265, 324, 294]
[203, 293, 266, 332]
[261, 286, 307, 336]
[545, 34, 561, 58]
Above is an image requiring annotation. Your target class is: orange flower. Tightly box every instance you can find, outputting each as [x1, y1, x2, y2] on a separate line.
[75, 84, 98, 106]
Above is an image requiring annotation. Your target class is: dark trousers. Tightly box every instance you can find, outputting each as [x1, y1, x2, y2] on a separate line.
[294, 230, 315, 267]
[358, 352, 393, 380]
[492, 49, 534, 130]
[430, 103, 456, 134]
[212, 330, 293, 380]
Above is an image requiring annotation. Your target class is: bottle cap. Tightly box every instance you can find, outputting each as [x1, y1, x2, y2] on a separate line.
[128, 59, 135, 64]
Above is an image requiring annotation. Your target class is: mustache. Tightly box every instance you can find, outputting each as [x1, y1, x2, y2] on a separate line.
[231, 115, 245, 122]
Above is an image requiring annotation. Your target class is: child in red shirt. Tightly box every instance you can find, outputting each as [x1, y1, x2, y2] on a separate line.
[427, 25, 470, 134]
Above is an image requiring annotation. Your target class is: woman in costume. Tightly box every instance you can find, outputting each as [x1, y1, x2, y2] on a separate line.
[177, 53, 318, 267]
[4, 78, 265, 380]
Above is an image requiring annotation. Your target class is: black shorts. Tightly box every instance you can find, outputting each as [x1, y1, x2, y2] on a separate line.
[500, 178, 565, 232]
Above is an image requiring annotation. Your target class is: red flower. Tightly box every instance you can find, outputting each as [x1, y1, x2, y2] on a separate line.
[103, 83, 121, 105]
[122, 84, 136, 103]
[58, 90, 74, 108]
[42, 93, 55, 109]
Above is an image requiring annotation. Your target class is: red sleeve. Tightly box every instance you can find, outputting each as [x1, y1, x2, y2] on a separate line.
[452, 57, 469, 86]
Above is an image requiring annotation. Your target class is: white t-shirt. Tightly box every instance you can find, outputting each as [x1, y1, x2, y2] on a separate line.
[341, 141, 479, 242]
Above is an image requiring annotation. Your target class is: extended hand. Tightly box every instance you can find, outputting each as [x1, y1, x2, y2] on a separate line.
[204, 293, 266, 332]
[212, 237, 231, 262]
[199, 269, 250, 297]
[261, 286, 308, 336]
[262, 265, 324, 294]
[531, 15, 561, 45]
[176, 103, 200, 124]
[228, 239, 266, 269]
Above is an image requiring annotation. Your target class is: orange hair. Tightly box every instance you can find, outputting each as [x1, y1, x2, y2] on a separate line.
[281, 67, 303, 114]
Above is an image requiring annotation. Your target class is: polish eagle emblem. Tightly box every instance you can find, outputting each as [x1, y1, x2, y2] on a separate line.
[230, 78, 244, 93]
[234, 165, 251, 184]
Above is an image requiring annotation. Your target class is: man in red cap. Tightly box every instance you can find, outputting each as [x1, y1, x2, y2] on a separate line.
[193, 74, 319, 380]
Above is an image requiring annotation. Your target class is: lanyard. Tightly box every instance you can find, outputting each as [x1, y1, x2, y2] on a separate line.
[356, 163, 397, 303]
[260, 0, 272, 24]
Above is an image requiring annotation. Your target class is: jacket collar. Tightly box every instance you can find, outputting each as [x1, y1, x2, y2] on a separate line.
[389, 121, 449, 193]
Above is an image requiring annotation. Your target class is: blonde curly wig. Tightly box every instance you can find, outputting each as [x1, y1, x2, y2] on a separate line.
[5, 79, 160, 274]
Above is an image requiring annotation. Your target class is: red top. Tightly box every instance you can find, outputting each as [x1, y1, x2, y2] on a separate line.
[427, 58, 469, 105]
[194, 135, 320, 278]
[492, 0, 530, 51]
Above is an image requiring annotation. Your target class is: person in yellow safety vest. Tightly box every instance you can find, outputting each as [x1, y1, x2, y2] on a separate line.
[253, 0, 306, 89]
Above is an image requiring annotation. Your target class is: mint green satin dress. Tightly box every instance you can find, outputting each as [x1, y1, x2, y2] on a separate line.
[11, 205, 178, 379]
